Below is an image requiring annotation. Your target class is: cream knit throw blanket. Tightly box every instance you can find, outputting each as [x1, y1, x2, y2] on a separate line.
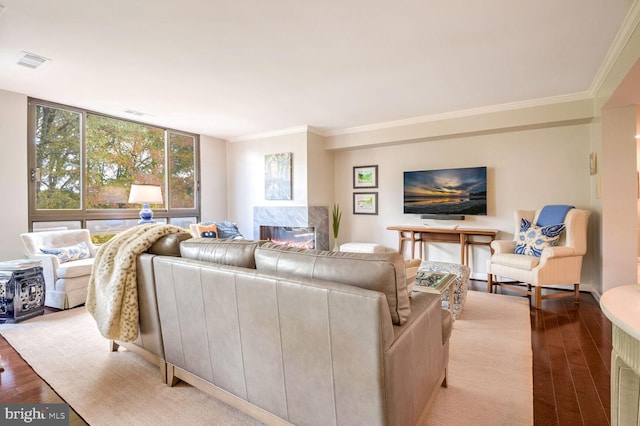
[86, 223, 183, 342]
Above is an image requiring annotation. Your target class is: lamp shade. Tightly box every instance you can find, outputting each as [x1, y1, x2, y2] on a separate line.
[128, 184, 163, 204]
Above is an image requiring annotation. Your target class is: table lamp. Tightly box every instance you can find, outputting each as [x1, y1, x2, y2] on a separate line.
[128, 184, 163, 224]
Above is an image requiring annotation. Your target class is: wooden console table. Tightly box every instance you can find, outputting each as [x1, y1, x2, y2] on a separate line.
[386, 225, 498, 265]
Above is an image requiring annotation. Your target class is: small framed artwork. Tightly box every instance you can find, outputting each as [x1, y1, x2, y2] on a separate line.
[265, 152, 293, 200]
[353, 165, 378, 188]
[590, 152, 597, 175]
[353, 192, 378, 215]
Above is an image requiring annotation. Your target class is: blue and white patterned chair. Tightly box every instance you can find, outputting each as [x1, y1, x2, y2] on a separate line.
[487, 208, 590, 309]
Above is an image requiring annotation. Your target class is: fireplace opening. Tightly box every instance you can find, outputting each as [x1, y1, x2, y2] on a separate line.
[260, 226, 315, 249]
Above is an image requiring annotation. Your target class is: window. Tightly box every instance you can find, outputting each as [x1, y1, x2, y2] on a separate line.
[33, 104, 82, 210]
[28, 99, 200, 234]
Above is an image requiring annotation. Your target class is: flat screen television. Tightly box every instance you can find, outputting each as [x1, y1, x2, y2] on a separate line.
[403, 166, 487, 216]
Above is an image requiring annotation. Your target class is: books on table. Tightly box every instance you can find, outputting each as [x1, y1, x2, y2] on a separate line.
[0, 259, 42, 271]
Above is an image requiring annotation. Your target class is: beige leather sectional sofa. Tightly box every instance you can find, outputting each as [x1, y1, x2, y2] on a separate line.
[118, 237, 451, 426]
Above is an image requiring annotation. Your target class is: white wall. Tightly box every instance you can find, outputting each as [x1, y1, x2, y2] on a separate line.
[306, 131, 334, 207]
[600, 106, 638, 293]
[200, 134, 228, 222]
[227, 131, 309, 239]
[334, 123, 592, 282]
[0, 89, 29, 260]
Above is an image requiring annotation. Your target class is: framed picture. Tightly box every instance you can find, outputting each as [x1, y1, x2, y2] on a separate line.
[265, 152, 292, 200]
[353, 192, 378, 215]
[353, 165, 378, 188]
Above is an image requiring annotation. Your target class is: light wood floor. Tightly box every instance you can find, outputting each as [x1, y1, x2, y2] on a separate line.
[1, 281, 612, 425]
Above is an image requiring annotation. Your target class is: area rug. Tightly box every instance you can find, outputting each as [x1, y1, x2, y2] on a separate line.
[0, 290, 532, 425]
[421, 291, 533, 425]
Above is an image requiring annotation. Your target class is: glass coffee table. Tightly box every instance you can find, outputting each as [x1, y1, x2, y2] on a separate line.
[413, 271, 456, 317]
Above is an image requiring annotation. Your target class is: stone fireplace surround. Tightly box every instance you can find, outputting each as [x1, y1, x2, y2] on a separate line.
[253, 206, 329, 251]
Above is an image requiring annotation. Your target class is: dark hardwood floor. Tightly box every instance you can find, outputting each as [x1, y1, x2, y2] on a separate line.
[0, 282, 612, 426]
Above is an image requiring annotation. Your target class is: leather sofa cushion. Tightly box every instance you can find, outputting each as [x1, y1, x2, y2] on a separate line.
[254, 243, 410, 325]
[148, 232, 192, 257]
[180, 238, 266, 269]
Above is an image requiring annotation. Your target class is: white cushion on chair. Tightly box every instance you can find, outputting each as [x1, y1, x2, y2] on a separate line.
[340, 242, 385, 253]
[490, 252, 540, 270]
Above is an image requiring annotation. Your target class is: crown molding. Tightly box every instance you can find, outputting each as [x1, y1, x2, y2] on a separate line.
[229, 125, 324, 143]
[324, 92, 592, 137]
[589, 0, 640, 96]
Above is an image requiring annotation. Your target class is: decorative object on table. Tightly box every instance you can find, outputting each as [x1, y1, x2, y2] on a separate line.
[413, 269, 456, 317]
[418, 260, 471, 319]
[265, 152, 292, 200]
[415, 270, 450, 289]
[353, 192, 378, 215]
[332, 204, 342, 251]
[0, 259, 45, 323]
[353, 165, 378, 188]
[128, 184, 164, 224]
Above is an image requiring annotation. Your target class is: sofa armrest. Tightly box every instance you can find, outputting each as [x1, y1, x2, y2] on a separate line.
[491, 239, 516, 254]
[384, 292, 447, 425]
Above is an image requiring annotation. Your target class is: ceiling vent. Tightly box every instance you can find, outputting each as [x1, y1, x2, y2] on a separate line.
[17, 52, 49, 69]
[124, 109, 146, 116]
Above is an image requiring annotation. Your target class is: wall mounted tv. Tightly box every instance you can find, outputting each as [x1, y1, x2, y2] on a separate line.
[403, 166, 487, 217]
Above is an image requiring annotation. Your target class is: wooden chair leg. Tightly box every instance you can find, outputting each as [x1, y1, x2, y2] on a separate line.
[534, 286, 542, 310]
[574, 283, 580, 304]
[487, 273, 493, 293]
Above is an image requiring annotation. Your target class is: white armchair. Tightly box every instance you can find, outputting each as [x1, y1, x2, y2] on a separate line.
[487, 208, 590, 309]
[20, 229, 97, 309]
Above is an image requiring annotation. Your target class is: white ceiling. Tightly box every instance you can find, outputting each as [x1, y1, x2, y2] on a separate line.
[0, 0, 634, 140]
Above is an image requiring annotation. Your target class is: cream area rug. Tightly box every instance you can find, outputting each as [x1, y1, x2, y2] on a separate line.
[0, 290, 532, 426]
[421, 291, 533, 425]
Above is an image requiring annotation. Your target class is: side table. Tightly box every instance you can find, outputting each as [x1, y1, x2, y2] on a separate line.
[0, 259, 46, 323]
[413, 270, 456, 318]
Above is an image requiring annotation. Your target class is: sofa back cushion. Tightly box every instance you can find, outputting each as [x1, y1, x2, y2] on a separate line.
[180, 238, 266, 269]
[254, 243, 410, 325]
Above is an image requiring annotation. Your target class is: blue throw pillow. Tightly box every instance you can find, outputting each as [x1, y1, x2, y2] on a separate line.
[41, 241, 91, 263]
[215, 221, 243, 239]
[514, 218, 565, 257]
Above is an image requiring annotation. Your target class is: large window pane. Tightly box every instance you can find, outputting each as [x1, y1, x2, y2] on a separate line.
[34, 105, 82, 210]
[28, 99, 200, 232]
[168, 132, 196, 209]
[86, 114, 165, 209]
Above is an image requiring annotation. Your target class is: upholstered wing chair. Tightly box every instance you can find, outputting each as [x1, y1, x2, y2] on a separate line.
[20, 229, 97, 309]
[487, 208, 590, 309]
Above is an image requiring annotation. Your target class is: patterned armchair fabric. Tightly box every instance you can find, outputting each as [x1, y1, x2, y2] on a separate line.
[487, 208, 590, 309]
